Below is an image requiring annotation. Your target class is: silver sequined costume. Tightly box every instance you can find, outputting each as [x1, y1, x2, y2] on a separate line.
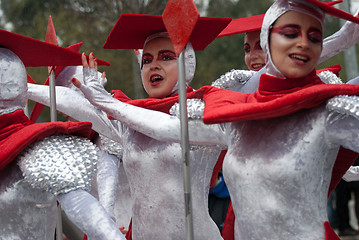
[0, 48, 125, 240]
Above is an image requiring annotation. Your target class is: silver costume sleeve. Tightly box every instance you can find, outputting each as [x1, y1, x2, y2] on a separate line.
[79, 67, 227, 146]
[27, 83, 124, 143]
[343, 166, 359, 182]
[96, 151, 120, 220]
[326, 95, 359, 152]
[319, 12, 359, 64]
[57, 189, 126, 240]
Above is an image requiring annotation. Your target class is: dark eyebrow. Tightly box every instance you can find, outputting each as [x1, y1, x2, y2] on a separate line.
[142, 52, 152, 57]
[308, 27, 322, 34]
[158, 50, 175, 54]
[279, 24, 300, 29]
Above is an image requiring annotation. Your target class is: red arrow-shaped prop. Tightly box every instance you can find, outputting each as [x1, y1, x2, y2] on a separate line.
[162, 0, 199, 56]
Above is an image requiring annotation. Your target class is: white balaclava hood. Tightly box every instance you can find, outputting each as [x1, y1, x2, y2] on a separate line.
[0, 48, 27, 114]
[138, 32, 196, 96]
[260, 0, 324, 78]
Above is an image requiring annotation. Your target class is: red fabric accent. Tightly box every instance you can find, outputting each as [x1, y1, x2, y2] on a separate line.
[111, 87, 204, 115]
[125, 219, 132, 240]
[222, 201, 235, 240]
[0, 109, 93, 170]
[329, 147, 359, 196]
[306, 0, 359, 24]
[316, 64, 341, 76]
[27, 74, 36, 84]
[218, 2, 342, 38]
[45, 16, 58, 46]
[210, 149, 227, 189]
[103, 14, 230, 51]
[202, 71, 359, 124]
[218, 14, 265, 37]
[162, 0, 200, 56]
[0, 29, 109, 67]
[324, 221, 341, 240]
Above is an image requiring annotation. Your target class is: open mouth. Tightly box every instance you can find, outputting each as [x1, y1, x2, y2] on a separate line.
[150, 75, 163, 83]
[251, 63, 265, 70]
[289, 54, 309, 63]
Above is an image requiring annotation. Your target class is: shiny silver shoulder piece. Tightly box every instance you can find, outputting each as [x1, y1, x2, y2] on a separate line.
[169, 98, 204, 120]
[327, 95, 359, 120]
[100, 134, 124, 159]
[211, 69, 255, 89]
[318, 70, 343, 84]
[17, 134, 99, 196]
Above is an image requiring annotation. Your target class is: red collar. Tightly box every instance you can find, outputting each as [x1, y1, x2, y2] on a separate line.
[0, 109, 93, 170]
[202, 70, 359, 124]
[111, 87, 200, 114]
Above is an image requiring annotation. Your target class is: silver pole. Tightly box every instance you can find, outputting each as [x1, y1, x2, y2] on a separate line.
[49, 68, 62, 239]
[49, 69, 57, 122]
[177, 50, 194, 240]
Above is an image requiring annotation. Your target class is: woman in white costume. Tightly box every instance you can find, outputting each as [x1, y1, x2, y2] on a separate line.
[28, 14, 231, 239]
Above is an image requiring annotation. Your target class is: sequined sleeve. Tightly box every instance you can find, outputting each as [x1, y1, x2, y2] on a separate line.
[211, 69, 255, 90]
[17, 134, 99, 196]
[326, 95, 359, 152]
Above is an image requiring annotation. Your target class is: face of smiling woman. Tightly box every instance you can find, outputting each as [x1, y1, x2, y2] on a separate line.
[269, 11, 322, 79]
[141, 37, 178, 99]
[244, 30, 266, 71]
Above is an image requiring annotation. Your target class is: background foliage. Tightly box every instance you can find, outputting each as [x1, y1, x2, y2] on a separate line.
[0, 0, 353, 121]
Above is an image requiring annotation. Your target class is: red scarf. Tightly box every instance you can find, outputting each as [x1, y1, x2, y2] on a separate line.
[0, 109, 93, 170]
[202, 70, 359, 123]
[111, 87, 205, 114]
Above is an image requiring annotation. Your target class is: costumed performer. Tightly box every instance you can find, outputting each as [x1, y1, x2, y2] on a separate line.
[27, 14, 231, 240]
[0, 30, 125, 240]
[214, 6, 359, 239]
[49, 64, 132, 233]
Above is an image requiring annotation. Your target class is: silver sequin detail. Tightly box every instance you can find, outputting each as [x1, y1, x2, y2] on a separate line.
[169, 98, 204, 120]
[211, 69, 255, 89]
[100, 135, 124, 159]
[327, 95, 359, 120]
[318, 70, 343, 84]
[17, 134, 99, 196]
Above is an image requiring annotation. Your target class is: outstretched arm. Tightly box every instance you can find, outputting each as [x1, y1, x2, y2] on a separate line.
[73, 53, 226, 146]
[319, 10, 359, 64]
[27, 83, 124, 143]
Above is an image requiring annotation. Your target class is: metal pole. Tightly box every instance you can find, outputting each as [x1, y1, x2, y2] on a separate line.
[49, 67, 62, 239]
[49, 68, 57, 122]
[177, 51, 194, 240]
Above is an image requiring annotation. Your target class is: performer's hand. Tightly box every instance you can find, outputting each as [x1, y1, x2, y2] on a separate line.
[72, 52, 112, 106]
[118, 226, 128, 235]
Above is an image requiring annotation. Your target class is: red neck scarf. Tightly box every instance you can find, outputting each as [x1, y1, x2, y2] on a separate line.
[0, 109, 93, 170]
[202, 69, 359, 124]
[111, 87, 206, 114]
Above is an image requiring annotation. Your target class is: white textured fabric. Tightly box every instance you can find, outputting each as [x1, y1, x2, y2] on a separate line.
[18, 134, 98, 195]
[0, 48, 27, 115]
